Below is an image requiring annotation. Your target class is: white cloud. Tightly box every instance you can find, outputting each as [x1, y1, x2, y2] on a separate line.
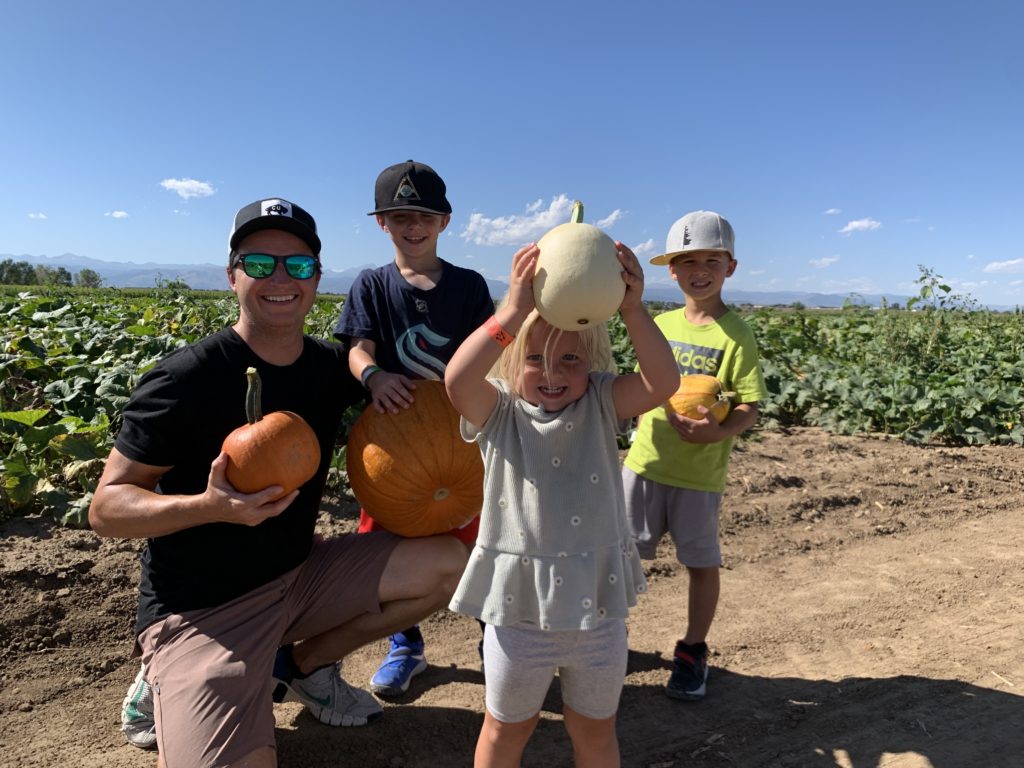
[810, 255, 840, 269]
[748, 269, 766, 276]
[631, 238, 657, 257]
[967, 253, 975, 260]
[838, 218, 881, 235]
[105, 210, 129, 219]
[982, 258, 1024, 274]
[594, 209, 624, 229]
[28, 212, 47, 219]
[823, 208, 841, 215]
[172, 209, 191, 217]
[461, 195, 576, 246]
[160, 178, 216, 200]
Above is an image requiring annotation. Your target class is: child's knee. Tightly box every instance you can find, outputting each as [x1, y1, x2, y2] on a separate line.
[481, 711, 538, 748]
[563, 707, 617, 747]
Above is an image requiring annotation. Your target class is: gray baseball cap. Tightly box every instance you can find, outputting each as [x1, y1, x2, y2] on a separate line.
[649, 210, 735, 266]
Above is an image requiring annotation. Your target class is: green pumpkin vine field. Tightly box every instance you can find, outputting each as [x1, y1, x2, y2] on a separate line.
[2, 269, 1022, 528]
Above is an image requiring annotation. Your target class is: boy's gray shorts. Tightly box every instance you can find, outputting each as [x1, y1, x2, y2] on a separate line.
[622, 467, 722, 567]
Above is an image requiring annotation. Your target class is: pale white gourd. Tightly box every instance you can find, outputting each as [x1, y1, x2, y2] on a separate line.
[533, 201, 625, 331]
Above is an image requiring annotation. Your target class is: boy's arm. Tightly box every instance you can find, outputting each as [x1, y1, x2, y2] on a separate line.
[610, 244, 679, 421]
[348, 337, 377, 382]
[669, 400, 759, 444]
[349, 337, 416, 414]
[446, 245, 537, 429]
[671, 324, 765, 443]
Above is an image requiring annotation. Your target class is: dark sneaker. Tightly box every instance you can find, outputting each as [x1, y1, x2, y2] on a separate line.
[120, 664, 157, 750]
[369, 631, 427, 697]
[666, 641, 709, 701]
[273, 659, 382, 727]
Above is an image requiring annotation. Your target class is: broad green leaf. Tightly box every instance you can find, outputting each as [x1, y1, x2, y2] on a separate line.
[0, 408, 50, 426]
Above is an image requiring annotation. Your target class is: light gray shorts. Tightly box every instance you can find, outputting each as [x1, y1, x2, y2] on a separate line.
[622, 467, 722, 567]
[137, 531, 399, 767]
[483, 619, 627, 723]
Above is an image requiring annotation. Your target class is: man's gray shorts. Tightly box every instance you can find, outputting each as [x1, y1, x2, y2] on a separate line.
[622, 467, 722, 567]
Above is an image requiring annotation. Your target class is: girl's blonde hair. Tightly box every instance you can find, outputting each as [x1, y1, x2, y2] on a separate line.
[493, 306, 615, 397]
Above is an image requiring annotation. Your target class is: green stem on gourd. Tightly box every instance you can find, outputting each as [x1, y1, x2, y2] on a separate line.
[244, 367, 264, 424]
[571, 201, 584, 223]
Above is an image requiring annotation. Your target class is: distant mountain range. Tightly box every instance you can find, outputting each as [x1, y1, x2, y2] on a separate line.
[1, 251, 919, 309]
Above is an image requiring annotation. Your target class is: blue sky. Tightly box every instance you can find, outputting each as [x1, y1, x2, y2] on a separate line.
[2, 1, 1022, 306]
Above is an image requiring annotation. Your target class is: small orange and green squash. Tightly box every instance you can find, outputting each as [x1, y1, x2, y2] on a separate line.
[664, 374, 734, 424]
[222, 367, 321, 500]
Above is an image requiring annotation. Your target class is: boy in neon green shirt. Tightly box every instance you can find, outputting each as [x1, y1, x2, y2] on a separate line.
[622, 210, 767, 701]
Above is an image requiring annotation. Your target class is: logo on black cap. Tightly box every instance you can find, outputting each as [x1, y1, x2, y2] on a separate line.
[395, 175, 420, 202]
[265, 203, 290, 216]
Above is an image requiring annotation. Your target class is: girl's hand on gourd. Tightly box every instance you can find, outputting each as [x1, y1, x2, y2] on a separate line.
[508, 243, 539, 314]
[616, 242, 644, 312]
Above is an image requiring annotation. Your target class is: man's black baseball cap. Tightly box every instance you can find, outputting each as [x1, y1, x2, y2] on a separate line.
[229, 198, 321, 255]
[369, 160, 452, 216]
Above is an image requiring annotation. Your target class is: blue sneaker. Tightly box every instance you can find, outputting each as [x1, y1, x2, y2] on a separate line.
[369, 631, 427, 697]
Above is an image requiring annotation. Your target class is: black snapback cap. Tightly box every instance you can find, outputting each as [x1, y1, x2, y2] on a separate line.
[369, 160, 452, 216]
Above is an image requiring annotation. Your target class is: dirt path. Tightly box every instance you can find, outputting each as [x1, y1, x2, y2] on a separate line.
[2, 428, 1022, 767]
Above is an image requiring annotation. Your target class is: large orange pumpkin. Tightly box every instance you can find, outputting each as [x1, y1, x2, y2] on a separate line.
[664, 374, 734, 424]
[346, 380, 483, 537]
[222, 367, 321, 500]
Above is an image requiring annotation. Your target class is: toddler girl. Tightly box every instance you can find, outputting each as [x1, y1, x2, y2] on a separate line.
[445, 241, 678, 767]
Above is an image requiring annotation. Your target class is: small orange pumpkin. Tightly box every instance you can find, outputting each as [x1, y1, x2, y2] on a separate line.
[222, 367, 321, 500]
[665, 374, 734, 424]
[346, 380, 483, 538]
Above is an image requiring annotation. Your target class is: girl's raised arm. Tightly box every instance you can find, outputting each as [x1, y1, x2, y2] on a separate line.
[446, 244, 539, 429]
[610, 242, 679, 420]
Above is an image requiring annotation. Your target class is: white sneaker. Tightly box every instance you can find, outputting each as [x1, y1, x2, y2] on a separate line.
[273, 662, 383, 727]
[120, 665, 158, 750]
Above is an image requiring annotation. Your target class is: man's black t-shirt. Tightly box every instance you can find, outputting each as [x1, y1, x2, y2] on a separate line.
[114, 328, 364, 636]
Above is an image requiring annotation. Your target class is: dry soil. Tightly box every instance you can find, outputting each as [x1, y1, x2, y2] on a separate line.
[1, 428, 1022, 767]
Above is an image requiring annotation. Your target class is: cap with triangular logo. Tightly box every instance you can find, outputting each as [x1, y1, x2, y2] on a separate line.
[369, 160, 452, 215]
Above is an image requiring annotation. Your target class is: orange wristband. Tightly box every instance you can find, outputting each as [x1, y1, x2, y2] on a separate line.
[484, 316, 515, 348]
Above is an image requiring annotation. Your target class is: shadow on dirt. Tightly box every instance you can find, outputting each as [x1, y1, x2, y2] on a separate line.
[274, 662, 1023, 767]
[615, 667, 1024, 767]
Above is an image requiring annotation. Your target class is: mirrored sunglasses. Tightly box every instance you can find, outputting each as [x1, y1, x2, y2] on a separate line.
[233, 253, 319, 280]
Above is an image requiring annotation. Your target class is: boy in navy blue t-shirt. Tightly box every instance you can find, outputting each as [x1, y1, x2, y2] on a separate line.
[334, 160, 492, 696]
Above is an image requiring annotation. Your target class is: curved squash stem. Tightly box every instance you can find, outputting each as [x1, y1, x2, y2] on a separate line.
[570, 201, 584, 223]
[244, 366, 264, 424]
